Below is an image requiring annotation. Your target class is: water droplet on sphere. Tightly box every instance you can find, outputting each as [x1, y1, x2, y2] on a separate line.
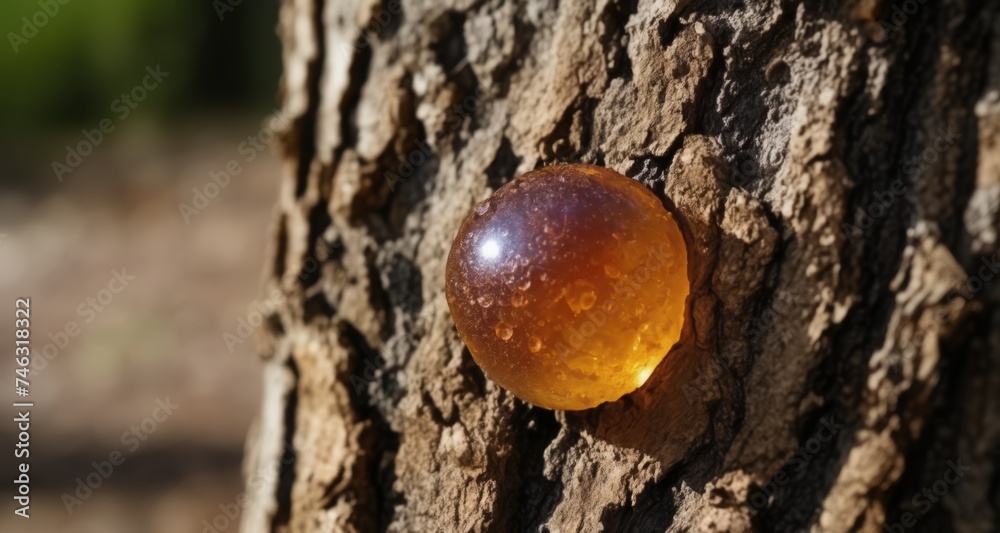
[511, 290, 527, 307]
[528, 336, 542, 352]
[495, 321, 513, 340]
[566, 281, 597, 313]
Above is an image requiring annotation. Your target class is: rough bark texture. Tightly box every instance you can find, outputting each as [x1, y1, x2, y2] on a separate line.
[240, 1, 1000, 531]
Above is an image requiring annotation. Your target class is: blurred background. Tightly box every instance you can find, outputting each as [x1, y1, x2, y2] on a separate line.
[0, 1, 282, 531]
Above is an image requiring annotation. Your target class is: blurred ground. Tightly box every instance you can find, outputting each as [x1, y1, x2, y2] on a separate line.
[0, 117, 279, 532]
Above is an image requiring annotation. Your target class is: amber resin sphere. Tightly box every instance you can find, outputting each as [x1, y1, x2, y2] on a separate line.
[445, 164, 688, 410]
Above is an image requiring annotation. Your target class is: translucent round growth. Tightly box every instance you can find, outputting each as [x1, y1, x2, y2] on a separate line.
[445, 164, 689, 410]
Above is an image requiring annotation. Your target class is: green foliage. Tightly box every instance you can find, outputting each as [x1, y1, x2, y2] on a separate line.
[1, 0, 280, 132]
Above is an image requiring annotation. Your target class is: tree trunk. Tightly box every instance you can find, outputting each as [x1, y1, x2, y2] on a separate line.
[239, 0, 1000, 531]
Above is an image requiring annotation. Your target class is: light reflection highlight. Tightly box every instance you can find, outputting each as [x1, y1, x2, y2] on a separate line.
[480, 238, 501, 260]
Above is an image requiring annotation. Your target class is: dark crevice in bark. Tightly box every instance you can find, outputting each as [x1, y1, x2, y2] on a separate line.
[432, 11, 468, 73]
[302, 291, 337, 322]
[820, 15, 937, 491]
[591, 149, 606, 167]
[445, 65, 485, 155]
[375, 431, 403, 533]
[758, 406, 853, 531]
[886, 308, 981, 532]
[388, 146, 439, 242]
[429, 3, 483, 142]
[493, 6, 537, 95]
[575, 97, 601, 163]
[422, 390, 460, 426]
[337, 31, 374, 159]
[366, 247, 395, 339]
[953, 302, 1000, 527]
[299, 202, 334, 289]
[273, 213, 289, 280]
[264, 313, 286, 338]
[600, 461, 683, 532]
[511, 406, 563, 531]
[458, 346, 488, 398]
[270, 357, 300, 531]
[368, 0, 404, 42]
[626, 136, 684, 192]
[293, 0, 327, 198]
[326, 13, 375, 211]
[657, 14, 682, 50]
[339, 322, 383, 407]
[337, 320, 402, 531]
[873, 0, 949, 223]
[948, 13, 996, 259]
[385, 251, 424, 317]
[600, 0, 637, 81]
[359, 80, 432, 243]
[809, 297, 884, 419]
[485, 136, 521, 189]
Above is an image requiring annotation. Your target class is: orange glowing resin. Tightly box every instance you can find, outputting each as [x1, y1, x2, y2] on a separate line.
[445, 164, 689, 410]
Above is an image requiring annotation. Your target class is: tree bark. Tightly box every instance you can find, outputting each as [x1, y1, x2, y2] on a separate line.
[240, 0, 1000, 531]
